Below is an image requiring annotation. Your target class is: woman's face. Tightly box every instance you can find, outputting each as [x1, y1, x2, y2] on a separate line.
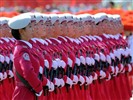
[36, 20, 44, 38]
[30, 20, 38, 36]
[86, 21, 92, 35]
[76, 21, 84, 37]
[116, 21, 124, 33]
[0, 24, 12, 37]
[60, 21, 68, 36]
[23, 23, 33, 40]
[73, 22, 78, 37]
[109, 21, 117, 34]
[52, 20, 62, 37]
[67, 21, 74, 37]
[0, 24, 3, 37]
[91, 22, 98, 35]
[43, 20, 53, 38]
[83, 21, 89, 35]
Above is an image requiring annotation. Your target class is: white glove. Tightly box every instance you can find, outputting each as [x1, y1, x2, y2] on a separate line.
[65, 77, 73, 88]
[75, 58, 80, 66]
[52, 60, 58, 70]
[89, 75, 93, 84]
[35, 90, 43, 96]
[44, 60, 49, 68]
[8, 70, 14, 78]
[100, 70, 106, 79]
[46, 79, 51, 89]
[68, 58, 73, 67]
[85, 76, 89, 85]
[53, 78, 60, 87]
[128, 64, 132, 72]
[114, 66, 119, 76]
[0, 72, 3, 81]
[80, 56, 86, 65]
[93, 72, 98, 80]
[73, 75, 78, 85]
[49, 82, 55, 92]
[119, 64, 124, 72]
[78, 75, 85, 86]
[106, 73, 111, 81]
[110, 66, 115, 74]
[3, 72, 7, 79]
[59, 79, 65, 87]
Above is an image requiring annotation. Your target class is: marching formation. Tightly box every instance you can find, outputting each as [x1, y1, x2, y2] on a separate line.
[0, 12, 133, 100]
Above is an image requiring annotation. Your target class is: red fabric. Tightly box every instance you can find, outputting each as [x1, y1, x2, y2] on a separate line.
[2, 79, 12, 100]
[118, 73, 130, 100]
[90, 80, 103, 100]
[12, 40, 43, 100]
[0, 0, 101, 8]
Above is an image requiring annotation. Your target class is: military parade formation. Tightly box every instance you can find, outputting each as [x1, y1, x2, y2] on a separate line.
[0, 12, 133, 100]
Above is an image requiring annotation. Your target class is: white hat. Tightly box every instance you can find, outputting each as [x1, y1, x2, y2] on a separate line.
[42, 14, 49, 23]
[0, 17, 10, 25]
[84, 14, 94, 22]
[78, 14, 87, 23]
[107, 14, 114, 21]
[21, 13, 36, 21]
[76, 15, 82, 21]
[94, 13, 108, 24]
[8, 14, 31, 29]
[78, 14, 93, 23]
[72, 15, 79, 23]
[49, 14, 59, 25]
[64, 14, 73, 22]
[58, 14, 67, 23]
[34, 13, 44, 23]
[112, 14, 121, 22]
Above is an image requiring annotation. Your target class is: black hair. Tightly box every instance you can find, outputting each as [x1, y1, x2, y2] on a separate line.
[109, 1, 115, 8]
[110, 1, 115, 6]
[11, 29, 21, 40]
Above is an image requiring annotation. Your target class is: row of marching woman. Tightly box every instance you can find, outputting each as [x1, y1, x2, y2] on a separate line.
[0, 12, 133, 100]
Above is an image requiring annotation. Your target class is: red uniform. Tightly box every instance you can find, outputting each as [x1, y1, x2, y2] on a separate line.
[12, 40, 43, 100]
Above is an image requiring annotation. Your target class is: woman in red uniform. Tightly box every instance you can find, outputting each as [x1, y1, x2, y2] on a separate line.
[8, 14, 43, 100]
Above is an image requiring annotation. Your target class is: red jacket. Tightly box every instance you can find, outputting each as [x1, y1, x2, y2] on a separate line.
[12, 40, 42, 100]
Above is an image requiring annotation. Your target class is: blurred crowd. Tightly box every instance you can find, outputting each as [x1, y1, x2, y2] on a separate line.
[0, 0, 133, 14]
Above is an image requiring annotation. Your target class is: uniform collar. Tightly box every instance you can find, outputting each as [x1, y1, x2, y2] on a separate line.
[19, 40, 32, 48]
[1, 37, 9, 42]
[30, 38, 37, 43]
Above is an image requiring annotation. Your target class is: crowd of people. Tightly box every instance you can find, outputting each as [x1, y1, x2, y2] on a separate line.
[1, 0, 133, 14]
[0, 12, 133, 100]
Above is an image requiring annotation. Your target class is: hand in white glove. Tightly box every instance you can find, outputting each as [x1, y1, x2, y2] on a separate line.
[63, 76, 73, 88]
[0, 72, 3, 81]
[53, 78, 60, 87]
[73, 75, 78, 85]
[85, 76, 93, 85]
[78, 75, 85, 86]
[110, 66, 115, 74]
[89, 75, 93, 84]
[8, 70, 14, 78]
[3, 72, 7, 79]
[46, 79, 51, 89]
[85, 76, 89, 85]
[93, 72, 98, 80]
[128, 64, 132, 72]
[100, 70, 106, 79]
[118, 64, 124, 73]
[106, 73, 111, 81]
[113, 66, 119, 76]
[49, 82, 55, 92]
[59, 79, 65, 87]
[35, 90, 43, 96]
